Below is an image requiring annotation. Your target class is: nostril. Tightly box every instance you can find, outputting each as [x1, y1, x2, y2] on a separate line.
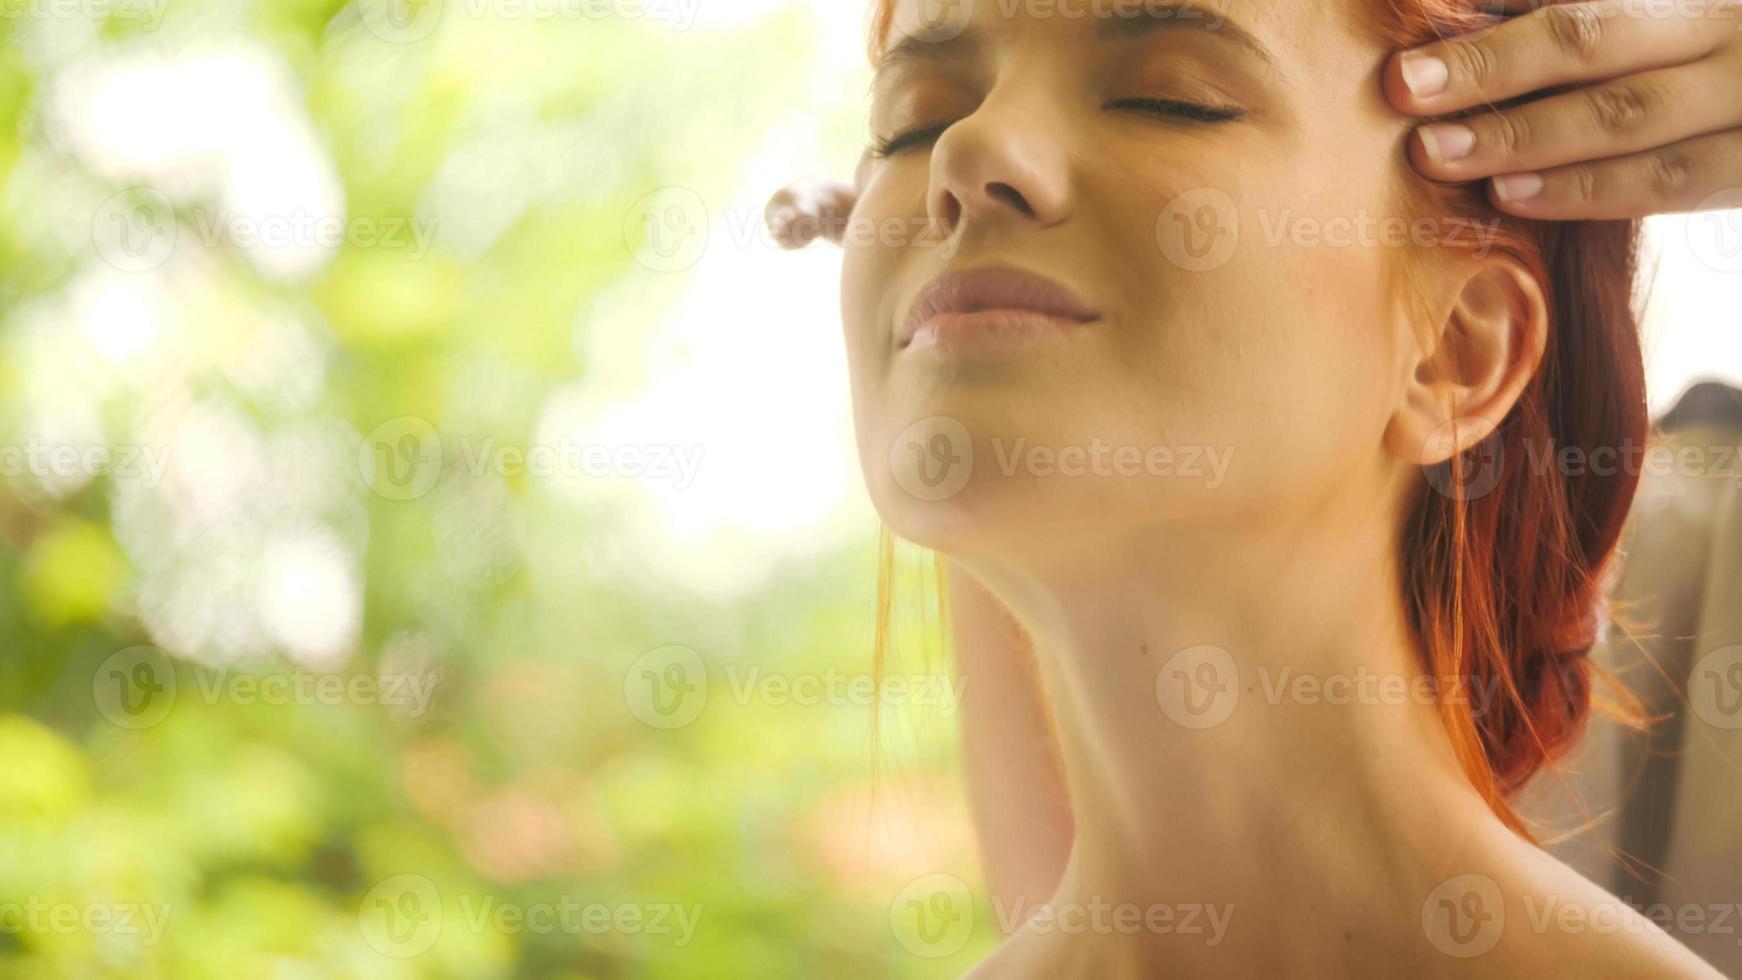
[986, 182, 1033, 217]
[936, 191, 964, 235]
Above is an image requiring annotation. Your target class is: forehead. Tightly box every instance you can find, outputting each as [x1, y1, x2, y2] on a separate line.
[873, 0, 1387, 67]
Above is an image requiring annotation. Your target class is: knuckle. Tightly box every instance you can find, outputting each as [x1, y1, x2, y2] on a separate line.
[1447, 37, 1501, 90]
[1586, 84, 1651, 138]
[1543, 3, 1606, 61]
[1569, 166, 1600, 206]
[1643, 146, 1694, 198]
[1489, 109, 1534, 157]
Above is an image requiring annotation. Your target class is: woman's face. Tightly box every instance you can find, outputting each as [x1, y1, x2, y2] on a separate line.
[843, 0, 1438, 555]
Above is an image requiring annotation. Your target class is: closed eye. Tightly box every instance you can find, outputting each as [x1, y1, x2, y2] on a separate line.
[1106, 97, 1245, 124]
[870, 120, 954, 159]
[870, 98, 1244, 158]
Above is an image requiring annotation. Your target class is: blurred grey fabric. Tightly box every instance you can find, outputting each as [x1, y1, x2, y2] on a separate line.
[1519, 380, 1742, 974]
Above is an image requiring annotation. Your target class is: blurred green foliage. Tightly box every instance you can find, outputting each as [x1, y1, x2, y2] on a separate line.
[0, 1, 996, 976]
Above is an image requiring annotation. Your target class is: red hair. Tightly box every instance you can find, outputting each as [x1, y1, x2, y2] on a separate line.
[866, 0, 1648, 840]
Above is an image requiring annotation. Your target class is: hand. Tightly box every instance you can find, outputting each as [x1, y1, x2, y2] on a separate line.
[1384, 0, 1742, 219]
[766, 151, 870, 249]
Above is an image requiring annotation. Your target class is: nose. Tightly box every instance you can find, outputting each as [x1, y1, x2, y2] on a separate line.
[927, 91, 1072, 237]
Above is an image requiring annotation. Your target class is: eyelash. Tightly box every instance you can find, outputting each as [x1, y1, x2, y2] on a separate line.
[869, 98, 1245, 158]
[870, 121, 951, 158]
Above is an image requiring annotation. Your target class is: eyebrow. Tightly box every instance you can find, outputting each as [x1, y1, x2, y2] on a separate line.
[871, 31, 980, 90]
[872, 5, 1290, 90]
[1096, 7, 1282, 77]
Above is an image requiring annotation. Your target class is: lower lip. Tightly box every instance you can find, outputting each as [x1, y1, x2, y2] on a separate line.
[905, 310, 1097, 353]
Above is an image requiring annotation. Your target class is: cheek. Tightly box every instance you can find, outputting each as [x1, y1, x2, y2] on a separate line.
[839, 186, 911, 512]
[1215, 242, 1403, 501]
[839, 205, 899, 403]
[839, 166, 921, 367]
[836, 131, 1412, 534]
[1081, 166, 1405, 502]
[840, 230, 895, 362]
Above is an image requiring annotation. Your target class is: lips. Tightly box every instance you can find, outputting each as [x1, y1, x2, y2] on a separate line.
[899, 266, 1102, 350]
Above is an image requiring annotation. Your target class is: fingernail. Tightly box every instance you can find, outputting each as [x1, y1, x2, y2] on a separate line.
[1493, 173, 1545, 203]
[1418, 124, 1475, 163]
[1401, 52, 1449, 98]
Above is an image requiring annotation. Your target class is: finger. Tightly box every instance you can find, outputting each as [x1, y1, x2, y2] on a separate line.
[1410, 57, 1742, 180]
[1383, 0, 1720, 116]
[1487, 127, 1742, 218]
[765, 178, 859, 249]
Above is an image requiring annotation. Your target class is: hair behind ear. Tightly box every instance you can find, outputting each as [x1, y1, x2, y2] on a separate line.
[1403, 218, 1648, 840]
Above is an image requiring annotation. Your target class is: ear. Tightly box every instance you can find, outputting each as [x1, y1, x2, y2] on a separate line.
[1384, 256, 1549, 467]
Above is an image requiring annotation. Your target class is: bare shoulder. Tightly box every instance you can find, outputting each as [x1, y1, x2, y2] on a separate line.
[1473, 835, 1727, 979]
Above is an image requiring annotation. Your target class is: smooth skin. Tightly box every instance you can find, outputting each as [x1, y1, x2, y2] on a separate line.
[769, 0, 1742, 242]
[769, 2, 1734, 976]
[772, 0, 1740, 927]
[766, 5, 1742, 915]
[1388, 0, 1742, 218]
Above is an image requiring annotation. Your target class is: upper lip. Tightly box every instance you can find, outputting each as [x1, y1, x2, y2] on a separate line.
[900, 266, 1102, 346]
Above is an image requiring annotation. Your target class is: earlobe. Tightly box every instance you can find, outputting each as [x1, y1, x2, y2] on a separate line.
[1384, 255, 1549, 467]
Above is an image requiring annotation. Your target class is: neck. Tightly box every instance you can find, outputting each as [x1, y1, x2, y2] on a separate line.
[952, 508, 1504, 973]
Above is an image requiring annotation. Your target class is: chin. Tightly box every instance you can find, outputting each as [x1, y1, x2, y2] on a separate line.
[863, 449, 1178, 566]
